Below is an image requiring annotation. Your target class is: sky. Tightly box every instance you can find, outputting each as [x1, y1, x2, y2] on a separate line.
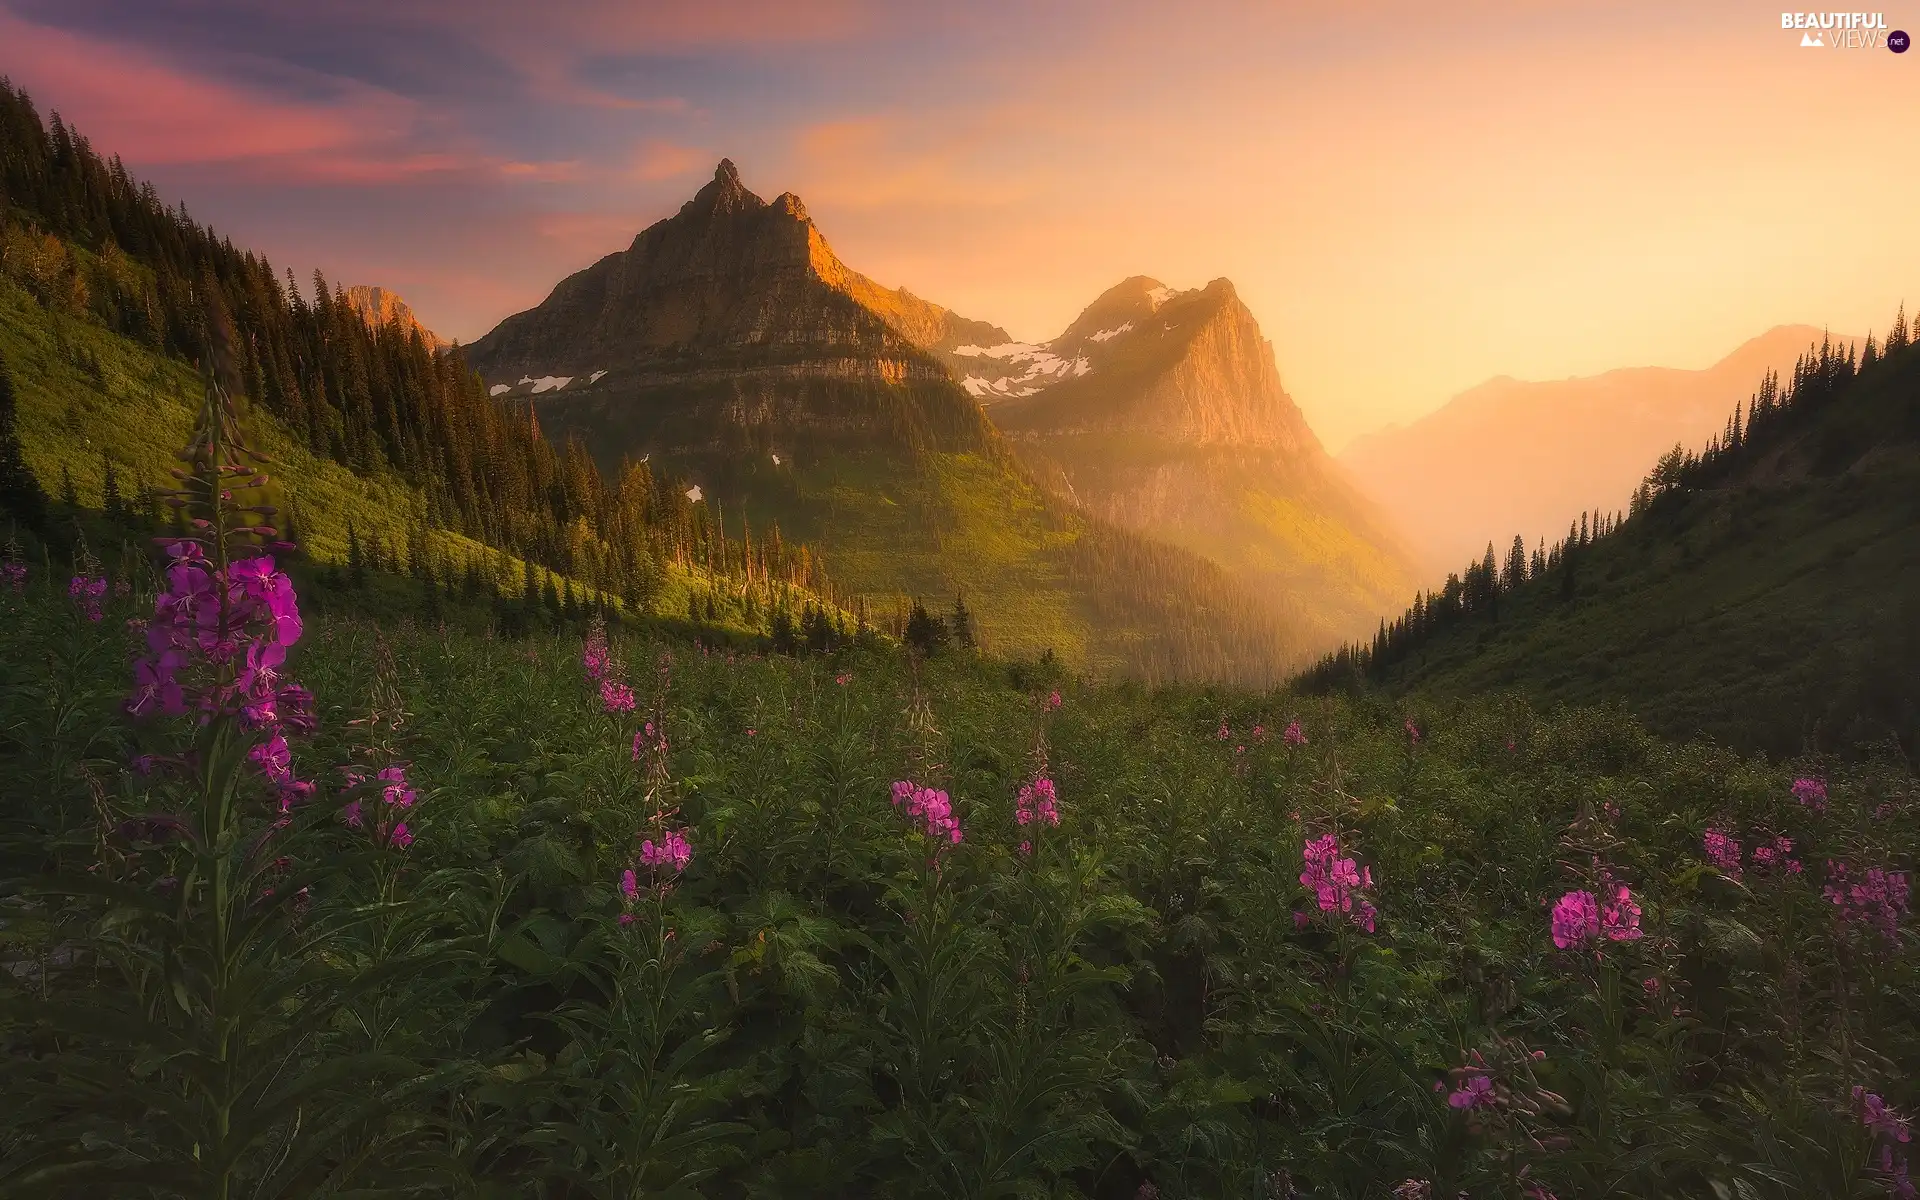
[3, 0, 1916, 451]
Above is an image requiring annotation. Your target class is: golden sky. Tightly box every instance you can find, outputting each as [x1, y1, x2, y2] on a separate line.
[5, 0, 1916, 448]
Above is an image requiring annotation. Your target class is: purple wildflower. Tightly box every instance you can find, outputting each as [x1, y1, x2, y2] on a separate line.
[1300, 833, 1378, 932]
[1283, 719, 1307, 748]
[68, 574, 107, 621]
[892, 779, 963, 846]
[1704, 828, 1742, 879]
[1826, 862, 1910, 943]
[1792, 777, 1828, 812]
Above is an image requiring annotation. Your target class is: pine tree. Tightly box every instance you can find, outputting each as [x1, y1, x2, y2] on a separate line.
[1503, 536, 1527, 589]
[904, 600, 949, 656]
[101, 455, 125, 523]
[950, 592, 976, 650]
[0, 352, 48, 530]
[59, 463, 78, 509]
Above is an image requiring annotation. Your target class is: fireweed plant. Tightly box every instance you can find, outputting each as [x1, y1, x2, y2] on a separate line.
[2, 514, 1916, 1192]
[0, 298, 482, 1197]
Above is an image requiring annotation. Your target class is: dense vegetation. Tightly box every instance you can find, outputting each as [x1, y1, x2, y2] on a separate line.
[1301, 322, 1920, 761]
[2, 365, 1914, 1197]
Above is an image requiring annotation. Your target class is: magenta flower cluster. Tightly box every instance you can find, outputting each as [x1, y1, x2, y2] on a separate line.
[1, 560, 24, 592]
[341, 763, 418, 850]
[1015, 776, 1059, 856]
[1792, 776, 1829, 812]
[1855, 1088, 1915, 1199]
[1703, 829, 1743, 879]
[1749, 835, 1803, 875]
[632, 719, 668, 763]
[127, 542, 314, 810]
[1824, 862, 1910, 943]
[582, 621, 610, 680]
[639, 828, 693, 872]
[1044, 689, 1061, 713]
[601, 680, 636, 713]
[68, 573, 107, 621]
[1283, 719, 1307, 748]
[1551, 884, 1643, 949]
[1300, 833, 1377, 933]
[128, 543, 303, 721]
[891, 780, 963, 846]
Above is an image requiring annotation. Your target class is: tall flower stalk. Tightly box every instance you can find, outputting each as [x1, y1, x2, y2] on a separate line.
[6, 294, 416, 1196]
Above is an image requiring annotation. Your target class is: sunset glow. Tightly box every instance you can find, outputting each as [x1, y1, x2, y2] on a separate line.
[3, 0, 1914, 448]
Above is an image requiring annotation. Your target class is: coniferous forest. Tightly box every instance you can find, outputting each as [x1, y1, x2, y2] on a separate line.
[1, 58, 1916, 1200]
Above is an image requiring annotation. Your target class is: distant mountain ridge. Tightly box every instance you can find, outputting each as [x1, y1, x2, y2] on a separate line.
[342, 285, 448, 355]
[1341, 325, 1852, 571]
[933, 274, 1420, 644]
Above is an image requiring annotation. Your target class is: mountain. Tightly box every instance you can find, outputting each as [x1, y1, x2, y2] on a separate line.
[342, 285, 449, 356]
[936, 276, 1420, 646]
[1340, 325, 1849, 572]
[1304, 325, 1920, 758]
[464, 163, 1322, 680]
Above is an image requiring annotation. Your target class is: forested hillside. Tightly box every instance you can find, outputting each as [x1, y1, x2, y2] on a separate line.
[1301, 322, 1920, 759]
[0, 79, 855, 631]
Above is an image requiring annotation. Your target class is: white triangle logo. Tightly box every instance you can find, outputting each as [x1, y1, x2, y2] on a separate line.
[1800, 31, 1824, 46]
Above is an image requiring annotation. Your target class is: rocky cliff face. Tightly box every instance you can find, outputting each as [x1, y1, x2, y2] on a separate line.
[343, 285, 447, 355]
[944, 277, 1419, 641]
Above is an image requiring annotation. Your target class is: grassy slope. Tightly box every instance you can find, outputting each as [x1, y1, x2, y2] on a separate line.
[0, 274, 817, 631]
[1371, 346, 1920, 756]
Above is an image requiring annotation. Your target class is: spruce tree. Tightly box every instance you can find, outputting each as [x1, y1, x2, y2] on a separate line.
[59, 463, 78, 509]
[951, 592, 976, 650]
[101, 455, 125, 523]
[904, 600, 949, 656]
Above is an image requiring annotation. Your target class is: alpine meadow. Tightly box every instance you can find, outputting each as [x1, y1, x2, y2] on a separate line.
[1, 7, 1917, 1199]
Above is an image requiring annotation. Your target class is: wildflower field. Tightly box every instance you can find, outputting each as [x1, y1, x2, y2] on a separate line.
[1, 326, 1916, 1200]
[3, 554, 1916, 1199]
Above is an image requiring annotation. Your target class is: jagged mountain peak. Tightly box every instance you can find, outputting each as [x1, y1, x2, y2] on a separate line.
[678, 158, 763, 221]
[342, 284, 447, 355]
[465, 161, 1010, 401]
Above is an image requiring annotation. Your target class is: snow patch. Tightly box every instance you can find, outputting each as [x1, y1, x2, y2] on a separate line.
[488, 384, 510, 397]
[517, 376, 533, 385]
[771, 452, 782, 465]
[588, 370, 607, 384]
[1146, 286, 1176, 309]
[684, 484, 702, 503]
[1087, 322, 1133, 342]
[1072, 355, 1091, 376]
[530, 376, 573, 394]
[961, 376, 993, 396]
[952, 341, 1046, 360]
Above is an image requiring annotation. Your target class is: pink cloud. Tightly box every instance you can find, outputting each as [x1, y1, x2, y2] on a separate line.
[630, 140, 708, 182]
[0, 9, 590, 187]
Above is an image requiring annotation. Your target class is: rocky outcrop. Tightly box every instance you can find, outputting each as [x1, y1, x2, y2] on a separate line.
[343, 285, 447, 355]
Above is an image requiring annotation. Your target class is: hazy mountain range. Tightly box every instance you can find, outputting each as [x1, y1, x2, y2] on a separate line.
[1340, 325, 1851, 572]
